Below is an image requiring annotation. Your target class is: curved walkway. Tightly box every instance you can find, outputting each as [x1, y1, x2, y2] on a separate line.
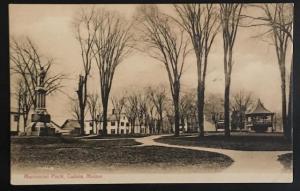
[135, 135, 292, 175]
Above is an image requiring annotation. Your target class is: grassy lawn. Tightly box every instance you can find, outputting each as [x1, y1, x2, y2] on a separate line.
[11, 136, 233, 173]
[278, 153, 293, 170]
[155, 132, 292, 151]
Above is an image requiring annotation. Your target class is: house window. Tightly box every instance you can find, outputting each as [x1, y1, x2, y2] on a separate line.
[121, 129, 124, 134]
[111, 121, 115, 126]
[126, 129, 129, 134]
[14, 115, 19, 122]
[126, 122, 129, 127]
[121, 122, 124, 126]
[123, 116, 125, 120]
[111, 129, 116, 134]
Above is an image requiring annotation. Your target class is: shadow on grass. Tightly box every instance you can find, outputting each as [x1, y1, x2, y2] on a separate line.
[156, 132, 292, 151]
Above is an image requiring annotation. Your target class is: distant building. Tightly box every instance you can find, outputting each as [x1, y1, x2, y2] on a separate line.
[10, 109, 24, 136]
[60, 119, 81, 136]
[98, 109, 148, 135]
[59, 119, 94, 136]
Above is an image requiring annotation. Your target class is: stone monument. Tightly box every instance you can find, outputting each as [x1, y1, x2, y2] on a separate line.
[26, 67, 55, 136]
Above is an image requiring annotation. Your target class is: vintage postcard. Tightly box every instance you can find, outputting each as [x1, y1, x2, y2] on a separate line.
[10, 4, 293, 185]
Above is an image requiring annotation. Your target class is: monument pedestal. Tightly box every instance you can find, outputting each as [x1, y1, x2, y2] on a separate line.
[25, 85, 55, 136]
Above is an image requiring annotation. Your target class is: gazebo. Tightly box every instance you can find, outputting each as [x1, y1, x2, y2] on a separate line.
[245, 99, 275, 132]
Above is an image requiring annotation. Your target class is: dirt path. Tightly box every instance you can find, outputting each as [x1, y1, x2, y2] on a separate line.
[134, 135, 292, 182]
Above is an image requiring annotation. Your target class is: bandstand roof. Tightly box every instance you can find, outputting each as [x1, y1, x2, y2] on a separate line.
[246, 99, 274, 116]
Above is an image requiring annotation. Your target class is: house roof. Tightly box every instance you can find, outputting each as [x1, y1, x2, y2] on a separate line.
[246, 99, 274, 116]
[61, 119, 81, 129]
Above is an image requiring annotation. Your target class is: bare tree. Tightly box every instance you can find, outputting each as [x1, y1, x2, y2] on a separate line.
[87, 93, 101, 134]
[124, 93, 139, 134]
[242, 4, 293, 140]
[111, 95, 126, 134]
[174, 4, 220, 136]
[92, 9, 133, 136]
[14, 79, 33, 132]
[231, 90, 255, 130]
[220, 4, 243, 137]
[205, 93, 224, 127]
[135, 5, 190, 136]
[165, 99, 175, 134]
[69, 97, 81, 121]
[146, 101, 156, 134]
[146, 85, 167, 134]
[72, 7, 99, 135]
[180, 91, 197, 133]
[10, 37, 63, 129]
[137, 93, 148, 134]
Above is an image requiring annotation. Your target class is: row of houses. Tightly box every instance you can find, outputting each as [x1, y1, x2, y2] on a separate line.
[11, 108, 186, 136]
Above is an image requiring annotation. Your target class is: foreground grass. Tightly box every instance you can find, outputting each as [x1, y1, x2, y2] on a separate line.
[155, 132, 292, 151]
[278, 153, 293, 170]
[11, 136, 233, 173]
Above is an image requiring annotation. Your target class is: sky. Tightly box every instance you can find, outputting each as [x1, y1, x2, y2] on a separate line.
[9, 4, 293, 125]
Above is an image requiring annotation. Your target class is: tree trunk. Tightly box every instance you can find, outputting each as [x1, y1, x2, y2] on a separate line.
[16, 114, 20, 135]
[280, 71, 288, 139]
[102, 100, 108, 136]
[79, 107, 85, 135]
[224, 76, 231, 137]
[198, 82, 205, 137]
[173, 81, 180, 137]
[131, 121, 135, 134]
[174, 104, 180, 137]
[117, 121, 120, 135]
[286, 58, 292, 141]
[91, 121, 94, 134]
[159, 112, 163, 134]
[23, 114, 28, 133]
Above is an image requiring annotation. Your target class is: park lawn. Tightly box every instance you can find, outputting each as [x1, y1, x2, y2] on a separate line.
[11, 136, 233, 173]
[278, 153, 293, 170]
[155, 132, 292, 151]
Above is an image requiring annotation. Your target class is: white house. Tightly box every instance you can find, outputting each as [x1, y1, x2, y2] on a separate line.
[98, 109, 149, 135]
[10, 109, 25, 135]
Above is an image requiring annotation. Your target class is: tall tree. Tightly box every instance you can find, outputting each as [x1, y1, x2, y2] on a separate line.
[174, 4, 220, 137]
[93, 9, 133, 136]
[243, 4, 293, 140]
[87, 93, 101, 134]
[135, 5, 190, 136]
[220, 4, 243, 137]
[146, 85, 167, 134]
[124, 93, 139, 134]
[111, 95, 126, 134]
[72, 7, 99, 135]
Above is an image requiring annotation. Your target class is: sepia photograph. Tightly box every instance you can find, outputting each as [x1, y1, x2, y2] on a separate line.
[9, 3, 293, 185]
